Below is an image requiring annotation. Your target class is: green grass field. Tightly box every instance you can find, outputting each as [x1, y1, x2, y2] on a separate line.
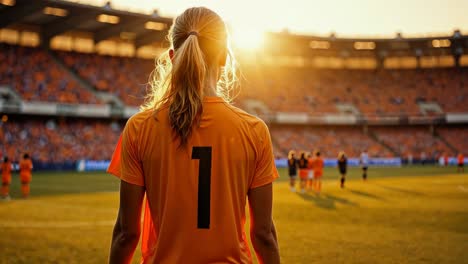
[1, 166, 467, 263]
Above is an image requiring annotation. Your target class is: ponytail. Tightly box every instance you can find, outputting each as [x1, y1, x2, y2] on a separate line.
[142, 7, 238, 148]
[169, 33, 206, 146]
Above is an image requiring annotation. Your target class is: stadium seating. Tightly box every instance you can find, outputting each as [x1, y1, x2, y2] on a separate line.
[0, 44, 101, 104]
[239, 66, 468, 115]
[270, 126, 393, 158]
[372, 126, 453, 158]
[1, 45, 467, 162]
[58, 51, 153, 106]
[0, 119, 121, 163]
[437, 127, 468, 154]
[51, 49, 468, 114]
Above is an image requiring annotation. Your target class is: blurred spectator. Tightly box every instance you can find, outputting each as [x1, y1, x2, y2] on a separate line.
[0, 44, 101, 104]
[0, 119, 121, 163]
[372, 127, 452, 159]
[58, 51, 153, 106]
[271, 126, 392, 158]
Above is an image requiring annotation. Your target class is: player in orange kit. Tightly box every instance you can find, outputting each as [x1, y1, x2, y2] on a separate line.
[298, 151, 309, 194]
[458, 152, 464, 173]
[313, 151, 324, 194]
[287, 150, 298, 192]
[1, 157, 12, 200]
[19, 153, 33, 198]
[107, 7, 280, 264]
[306, 152, 315, 191]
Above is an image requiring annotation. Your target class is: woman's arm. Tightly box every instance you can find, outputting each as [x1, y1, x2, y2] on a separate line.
[248, 183, 280, 264]
[109, 180, 145, 264]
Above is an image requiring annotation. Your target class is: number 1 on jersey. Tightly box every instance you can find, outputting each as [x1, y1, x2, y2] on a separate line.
[192, 146, 212, 229]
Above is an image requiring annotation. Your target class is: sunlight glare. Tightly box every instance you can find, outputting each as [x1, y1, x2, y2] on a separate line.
[230, 27, 265, 51]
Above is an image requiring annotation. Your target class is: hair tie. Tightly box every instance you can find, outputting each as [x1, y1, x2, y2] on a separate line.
[188, 31, 199, 37]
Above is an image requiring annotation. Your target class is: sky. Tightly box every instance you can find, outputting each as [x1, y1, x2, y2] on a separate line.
[68, 0, 468, 38]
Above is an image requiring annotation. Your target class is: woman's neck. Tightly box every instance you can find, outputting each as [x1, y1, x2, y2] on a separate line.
[203, 67, 219, 97]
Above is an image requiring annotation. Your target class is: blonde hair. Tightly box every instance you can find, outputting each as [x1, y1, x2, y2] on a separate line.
[288, 150, 296, 159]
[142, 7, 238, 146]
[338, 151, 346, 159]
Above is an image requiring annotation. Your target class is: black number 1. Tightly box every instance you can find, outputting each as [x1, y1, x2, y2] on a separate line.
[191, 146, 212, 229]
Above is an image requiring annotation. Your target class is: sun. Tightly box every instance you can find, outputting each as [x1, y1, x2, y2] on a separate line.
[230, 26, 265, 51]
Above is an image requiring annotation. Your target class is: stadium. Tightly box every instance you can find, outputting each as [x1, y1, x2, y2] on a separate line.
[0, 0, 467, 263]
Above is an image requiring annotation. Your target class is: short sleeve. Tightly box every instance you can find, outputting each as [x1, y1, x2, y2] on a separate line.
[118, 117, 145, 186]
[250, 121, 279, 189]
[107, 134, 122, 178]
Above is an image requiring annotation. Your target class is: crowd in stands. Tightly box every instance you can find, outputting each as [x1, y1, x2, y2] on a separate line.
[1, 44, 467, 162]
[0, 119, 121, 163]
[2, 44, 467, 116]
[372, 127, 452, 159]
[0, 118, 465, 162]
[270, 126, 393, 158]
[58, 51, 153, 106]
[437, 127, 468, 154]
[0, 44, 100, 104]
[239, 66, 468, 115]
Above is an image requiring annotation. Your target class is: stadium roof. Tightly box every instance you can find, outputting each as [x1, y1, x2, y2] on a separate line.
[1, 0, 467, 59]
[0, 0, 172, 47]
[264, 32, 468, 58]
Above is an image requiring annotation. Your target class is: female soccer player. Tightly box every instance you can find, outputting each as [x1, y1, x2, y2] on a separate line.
[306, 152, 315, 191]
[337, 151, 347, 188]
[313, 151, 324, 194]
[1, 157, 12, 200]
[298, 151, 308, 194]
[458, 152, 464, 173]
[108, 7, 280, 264]
[288, 150, 298, 192]
[19, 153, 33, 198]
[360, 149, 369, 181]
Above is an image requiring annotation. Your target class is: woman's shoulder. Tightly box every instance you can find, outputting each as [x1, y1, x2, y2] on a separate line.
[224, 103, 268, 129]
[126, 109, 155, 126]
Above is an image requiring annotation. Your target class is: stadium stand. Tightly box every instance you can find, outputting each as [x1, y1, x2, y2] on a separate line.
[0, 44, 101, 104]
[270, 126, 393, 158]
[0, 119, 121, 163]
[57, 51, 153, 106]
[372, 126, 453, 158]
[0, 1, 467, 167]
[239, 67, 468, 115]
[437, 127, 468, 154]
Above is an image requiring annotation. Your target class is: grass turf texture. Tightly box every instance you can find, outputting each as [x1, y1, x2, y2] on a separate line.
[0, 166, 467, 263]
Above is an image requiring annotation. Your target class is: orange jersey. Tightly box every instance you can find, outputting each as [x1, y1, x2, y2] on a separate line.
[458, 154, 464, 164]
[19, 159, 33, 182]
[307, 158, 314, 170]
[1, 162, 12, 183]
[108, 97, 279, 263]
[314, 157, 324, 174]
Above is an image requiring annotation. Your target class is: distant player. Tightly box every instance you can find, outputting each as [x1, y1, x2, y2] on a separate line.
[337, 152, 347, 188]
[420, 151, 427, 166]
[313, 151, 324, 194]
[287, 150, 298, 192]
[360, 150, 369, 181]
[458, 152, 464, 173]
[298, 152, 308, 194]
[19, 153, 33, 198]
[1, 157, 12, 200]
[306, 152, 314, 191]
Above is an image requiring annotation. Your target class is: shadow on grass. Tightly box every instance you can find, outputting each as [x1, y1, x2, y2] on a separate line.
[375, 184, 424, 196]
[347, 189, 385, 201]
[297, 193, 358, 210]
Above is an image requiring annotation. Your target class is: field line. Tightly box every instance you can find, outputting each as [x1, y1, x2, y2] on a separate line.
[458, 185, 468, 192]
